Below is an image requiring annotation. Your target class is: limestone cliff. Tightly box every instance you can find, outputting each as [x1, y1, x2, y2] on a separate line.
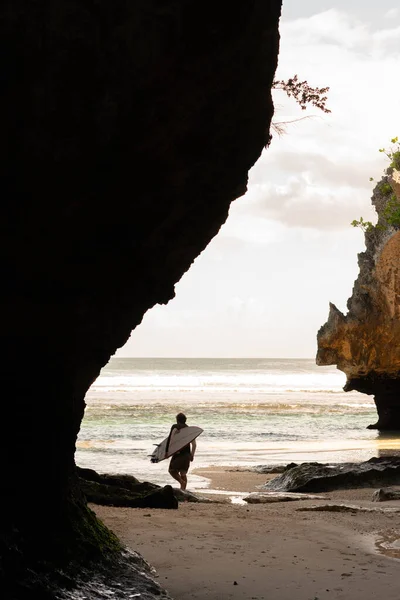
[1, 1, 282, 597]
[317, 168, 400, 430]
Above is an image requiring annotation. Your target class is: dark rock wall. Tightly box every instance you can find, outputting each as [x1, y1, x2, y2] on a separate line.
[1, 0, 282, 593]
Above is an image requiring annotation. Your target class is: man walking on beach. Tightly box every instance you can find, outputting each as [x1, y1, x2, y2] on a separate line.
[166, 413, 196, 490]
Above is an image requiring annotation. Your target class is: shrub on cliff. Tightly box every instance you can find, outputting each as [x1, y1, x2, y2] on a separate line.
[352, 137, 400, 232]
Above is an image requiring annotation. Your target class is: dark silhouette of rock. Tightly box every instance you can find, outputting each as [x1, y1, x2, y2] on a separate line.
[263, 457, 400, 493]
[80, 479, 178, 509]
[77, 466, 141, 488]
[77, 467, 217, 505]
[1, 1, 281, 596]
[172, 488, 220, 503]
[254, 462, 298, 474]
[372, 487, 400, 502]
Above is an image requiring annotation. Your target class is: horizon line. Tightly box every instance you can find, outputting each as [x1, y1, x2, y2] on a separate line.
[112, 356, 317, 360]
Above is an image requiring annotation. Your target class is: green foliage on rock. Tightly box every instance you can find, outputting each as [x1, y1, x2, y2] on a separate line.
[379, 137, 400, 169]
[352, 137, 400, 232]
[383, 193, 400, 228]
[350, 216, 374, 233]
[379, 182, 393, 196]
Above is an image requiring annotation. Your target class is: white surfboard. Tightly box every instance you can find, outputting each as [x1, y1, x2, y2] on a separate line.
[150, 426, 203, 463]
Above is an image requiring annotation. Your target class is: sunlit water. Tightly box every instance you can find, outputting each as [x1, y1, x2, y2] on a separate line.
[76, 358, 400, 488]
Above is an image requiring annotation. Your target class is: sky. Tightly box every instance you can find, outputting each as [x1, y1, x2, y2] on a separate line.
[117, 1, 400, 359]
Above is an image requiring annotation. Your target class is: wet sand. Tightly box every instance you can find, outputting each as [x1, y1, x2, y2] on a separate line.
[94, 467, 400, 600]
[192, 466, 272, 496]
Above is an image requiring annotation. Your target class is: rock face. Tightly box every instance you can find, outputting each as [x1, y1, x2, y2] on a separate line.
[1, 1, 282, 596]
[77, 466, 217, 505]
[81, 479, 179, 509]
[372, 487, 400, 502]
[263, 458, 400, 493]
[317, 168, 400, 429]
[253, 463, 298, 474]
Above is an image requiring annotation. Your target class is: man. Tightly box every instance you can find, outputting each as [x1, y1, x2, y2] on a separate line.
[166, 413, 196, 490]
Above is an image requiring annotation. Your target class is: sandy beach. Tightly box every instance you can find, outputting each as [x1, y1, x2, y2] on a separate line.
[93, 466, 400, 600]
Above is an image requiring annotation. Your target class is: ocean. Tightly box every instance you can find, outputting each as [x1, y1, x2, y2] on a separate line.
[76, 358, 400, 489]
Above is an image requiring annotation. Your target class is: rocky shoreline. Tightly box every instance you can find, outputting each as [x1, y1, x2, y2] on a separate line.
[93, 462, 400, 600]
[78, 457, 400, 509]
[30, 457, 400, 599]
[43, 456, 400, 600]
[259, 456, 400, 492]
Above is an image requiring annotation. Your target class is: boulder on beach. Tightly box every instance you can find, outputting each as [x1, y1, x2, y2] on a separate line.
[80, 478, 178, 509]
[77, 466, 218, 507]
[77, 467, 141, 489]
[253, 462, 298, 474]
[263, 457, 400, 493]
[372, 487, 400, 502]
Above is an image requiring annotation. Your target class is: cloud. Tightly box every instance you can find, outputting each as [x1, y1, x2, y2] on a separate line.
[253, 152, 377, 190]
[224, 9, 400, 236]
[223, 9, 400, 235]
[281, 10, 369, 51]
[219, 211, 287, 245]
[384, 8, 399, 19]
[247, 177, 376, 231]
[279, 9, 400, 57]
[225, 9, 400, 238]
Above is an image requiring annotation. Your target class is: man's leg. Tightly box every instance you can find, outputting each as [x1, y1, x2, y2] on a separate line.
[169, 468, 184, 487]
[180, 471, 188, 491]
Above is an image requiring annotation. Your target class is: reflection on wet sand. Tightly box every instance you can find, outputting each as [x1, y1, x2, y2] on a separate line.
[376, 530, 400, 560]
[376, 431, 400, 458]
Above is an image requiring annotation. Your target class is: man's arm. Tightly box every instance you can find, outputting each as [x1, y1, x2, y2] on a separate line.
[165, 424, 177, 455]
[190, 439, 197, 461]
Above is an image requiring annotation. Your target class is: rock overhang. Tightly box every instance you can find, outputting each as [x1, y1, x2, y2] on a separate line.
[317, 167, 400, 429]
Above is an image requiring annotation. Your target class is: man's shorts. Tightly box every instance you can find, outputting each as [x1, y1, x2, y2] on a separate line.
[169, 453, 190, 472]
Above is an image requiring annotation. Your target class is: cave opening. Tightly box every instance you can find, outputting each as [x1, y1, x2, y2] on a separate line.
[1, 1, 283, 597]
